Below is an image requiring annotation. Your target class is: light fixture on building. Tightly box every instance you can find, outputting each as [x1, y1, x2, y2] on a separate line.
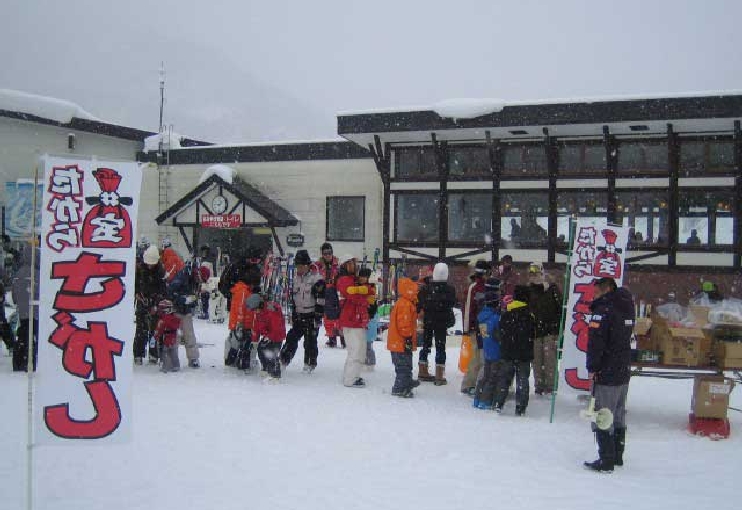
[509, 130, 528, 135]
[629, 125, 649, 132]
[68, 133, 76, 151]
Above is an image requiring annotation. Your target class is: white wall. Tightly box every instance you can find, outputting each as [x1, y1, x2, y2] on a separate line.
[0, 116, 143, 205]
[156, 158, 382, 262]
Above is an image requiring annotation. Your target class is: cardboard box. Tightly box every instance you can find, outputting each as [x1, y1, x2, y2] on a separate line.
[661, 327, 711, 366]
[713, 340, 742, 369]
[692, 375, 733, 419]
[651, 314, 669, 350]
[636, 334, 658, 351]
[634, 318, 652, 336]
[689, 305, 711, 328]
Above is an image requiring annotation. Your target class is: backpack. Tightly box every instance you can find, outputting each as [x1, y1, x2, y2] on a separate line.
[424, 283, 455, 328]
[324, 286, 341, 320]
[219, 263, 238, 299]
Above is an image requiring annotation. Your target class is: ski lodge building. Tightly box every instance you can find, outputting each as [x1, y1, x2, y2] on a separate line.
[1, 90, 741, 302]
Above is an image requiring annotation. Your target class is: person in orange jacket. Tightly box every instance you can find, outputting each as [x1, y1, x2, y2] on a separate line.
[387, 277, 420, 398]
[225, 266, 257, 369]
[160, 238, 185, 282]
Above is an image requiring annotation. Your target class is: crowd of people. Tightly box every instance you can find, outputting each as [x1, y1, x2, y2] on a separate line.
[2, 235, 634, 473]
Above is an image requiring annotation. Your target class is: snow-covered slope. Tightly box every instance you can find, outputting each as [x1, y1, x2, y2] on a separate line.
[0, 308, 739, 510]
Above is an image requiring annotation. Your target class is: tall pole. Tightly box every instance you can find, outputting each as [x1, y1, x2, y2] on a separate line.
[158, 62, 165, 159]
[26, 165, 39, 510]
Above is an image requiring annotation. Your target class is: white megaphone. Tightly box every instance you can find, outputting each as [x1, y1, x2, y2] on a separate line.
[580, 395, 614, 430]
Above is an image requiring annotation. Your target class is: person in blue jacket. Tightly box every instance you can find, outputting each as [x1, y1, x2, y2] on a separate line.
[473, 278, 502, 410]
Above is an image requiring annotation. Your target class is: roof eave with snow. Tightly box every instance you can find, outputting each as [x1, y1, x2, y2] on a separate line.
[337, 91, 742, 147]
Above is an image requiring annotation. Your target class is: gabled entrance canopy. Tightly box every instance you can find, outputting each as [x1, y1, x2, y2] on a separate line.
[155, 173, 298, 256]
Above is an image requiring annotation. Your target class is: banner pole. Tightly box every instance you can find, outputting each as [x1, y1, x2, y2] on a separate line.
[549, 216, 577, 424]
[26, 164, 40, 510]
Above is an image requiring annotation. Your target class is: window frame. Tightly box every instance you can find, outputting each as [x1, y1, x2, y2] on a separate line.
[392, 146, 439, 181]
[325, 195, 366, 242]
[393, 190, 441, 246]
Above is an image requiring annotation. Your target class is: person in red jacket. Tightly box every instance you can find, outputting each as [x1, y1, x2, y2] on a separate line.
[154, 299, 181, 373]
[247, 294, 286, 382]
[387, 277, 420, 397]
[312, 242, 345, 348]
[337, 256, 370, 387]
[461, 259, 490, 395]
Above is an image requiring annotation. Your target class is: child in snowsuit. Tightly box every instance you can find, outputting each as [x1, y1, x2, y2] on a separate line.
[154, 299, 181, 373]
[386, 277, 420, 397]
[492, 285, 535, 416]
[359, 268, 378, 369]
[473, 278, 502, 410]
[248, 294, 286, 381]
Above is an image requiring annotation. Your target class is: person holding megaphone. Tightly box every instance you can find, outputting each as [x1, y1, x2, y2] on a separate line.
[583, 277, 635, 473]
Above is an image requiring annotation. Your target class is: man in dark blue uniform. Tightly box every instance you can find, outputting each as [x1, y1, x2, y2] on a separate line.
[584, 277, 634, 473]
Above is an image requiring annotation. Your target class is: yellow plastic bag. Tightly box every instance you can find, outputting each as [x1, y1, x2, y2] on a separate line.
[458, 333, 472, 374]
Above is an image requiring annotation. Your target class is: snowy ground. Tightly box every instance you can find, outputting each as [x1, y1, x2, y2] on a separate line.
[1, 311, 741, 510]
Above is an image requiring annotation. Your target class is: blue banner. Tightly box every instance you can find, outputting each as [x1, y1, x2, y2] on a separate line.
[4, 180, 42, 239]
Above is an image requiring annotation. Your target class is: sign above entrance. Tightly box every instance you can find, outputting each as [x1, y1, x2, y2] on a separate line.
[201, 214, 241, 228]
[286, 233, 305, 247]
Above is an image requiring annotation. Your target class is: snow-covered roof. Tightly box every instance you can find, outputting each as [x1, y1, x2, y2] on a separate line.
[199, 164, 234, 184]
[337, 89, 742, 117]
[143, 131, 185, 153]
[171, 138, 348, 150]
[0, 88, 100, 123]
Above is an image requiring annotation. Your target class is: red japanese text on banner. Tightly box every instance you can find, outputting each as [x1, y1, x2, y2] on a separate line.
[560, 219, 629, 392]
[36, 157, 141, 443]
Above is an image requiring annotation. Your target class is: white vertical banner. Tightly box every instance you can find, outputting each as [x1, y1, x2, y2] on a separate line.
[36, 157, 141, 443]
[560, 219, 629, 392]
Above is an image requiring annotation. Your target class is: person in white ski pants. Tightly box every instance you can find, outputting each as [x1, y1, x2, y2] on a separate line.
[336, 257, 372, 387]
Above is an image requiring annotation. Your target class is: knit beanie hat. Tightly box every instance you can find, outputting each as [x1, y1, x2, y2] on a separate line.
[432, 262, 449, 282]
[143, 245, 160, 265]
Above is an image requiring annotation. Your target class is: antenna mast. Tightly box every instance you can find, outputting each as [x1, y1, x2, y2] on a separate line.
[158, 62, 166, 157]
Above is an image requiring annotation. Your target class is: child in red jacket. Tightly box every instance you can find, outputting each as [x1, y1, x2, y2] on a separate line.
[247, 294, 286, 382]
[154, 299, 181, 373]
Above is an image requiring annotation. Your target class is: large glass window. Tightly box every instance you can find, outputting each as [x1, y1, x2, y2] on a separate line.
[679, 190, 734, 247]
[616, 191, 669, 246]
[501, 191, 549, 247]
[448, 192, 492, 242]
[558, 142, 606, 176]
[396, 193, 439, 242]
[394, 147, 438, 179]
[617, 141, 668, 175]
[502, 144, 548, 177]
[449, 146, 490, 177]
[326, 196, 365, 242]
[680, 139, 735, 176]
[556, 191, 608, 242]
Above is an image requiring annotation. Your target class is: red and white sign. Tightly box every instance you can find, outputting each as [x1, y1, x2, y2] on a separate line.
[201, 214, 241, 228]
[561, 219, 629, 392]
[36, 157, 141, 443]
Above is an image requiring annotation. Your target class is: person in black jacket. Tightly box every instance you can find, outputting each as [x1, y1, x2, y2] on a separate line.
[492, 285, 535, 416]
[527, 263, 563, 395]
[583, 277, 634, 473]
[134, 246, 167, 364]
[417, 262, 457, 385]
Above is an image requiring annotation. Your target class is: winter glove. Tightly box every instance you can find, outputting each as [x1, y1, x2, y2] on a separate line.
[347, 285, 369, 295]
[233, 324, 244, 341]
[184, 295, 197, 305]
[314, 314, 323, 330]
[366, 294, 376, 305]
[404, 337, 413, 354]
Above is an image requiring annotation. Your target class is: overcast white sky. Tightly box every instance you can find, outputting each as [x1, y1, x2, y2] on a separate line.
[2, 0, 741, 143]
